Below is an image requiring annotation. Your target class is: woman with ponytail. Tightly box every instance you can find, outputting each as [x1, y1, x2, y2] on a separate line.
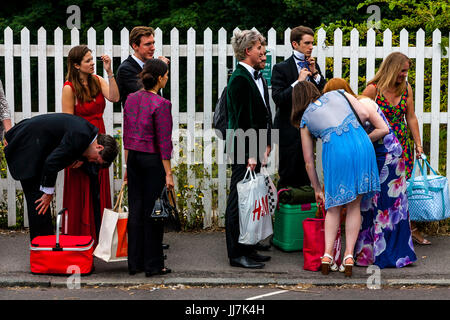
[123, 58, 174, 277]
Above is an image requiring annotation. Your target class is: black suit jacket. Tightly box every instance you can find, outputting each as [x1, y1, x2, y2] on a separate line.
[116, 55, 143, 107]
[226, 64, 272, 161]
[271, 54, 326, 146]
[4, 113, 99, 187]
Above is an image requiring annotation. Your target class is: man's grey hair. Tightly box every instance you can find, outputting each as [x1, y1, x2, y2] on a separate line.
[231, 30, 266, 61]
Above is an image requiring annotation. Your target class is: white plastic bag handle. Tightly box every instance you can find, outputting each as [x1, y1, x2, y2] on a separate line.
[243, 167, 257, 182]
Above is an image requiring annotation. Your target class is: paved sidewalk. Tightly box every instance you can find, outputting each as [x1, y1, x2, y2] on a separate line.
[0, 229, 449, 288]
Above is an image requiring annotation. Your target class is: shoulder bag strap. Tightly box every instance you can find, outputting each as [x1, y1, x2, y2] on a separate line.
[337, 90, 363, 126]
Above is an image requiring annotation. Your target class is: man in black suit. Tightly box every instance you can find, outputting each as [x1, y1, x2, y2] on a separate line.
[225, 30, 273, 269]
[116, 26, 171, 251]
[271, 25, 326, 189]
[4, 113, 119, 240]
[116, 26, 170, 108]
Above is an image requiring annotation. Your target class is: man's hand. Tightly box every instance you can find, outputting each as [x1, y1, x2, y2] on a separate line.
[298, 68, 312, 81]
[35, 193, 53, 215]
[247, 157, 257, 171]
[158, 56, 170, 65]
[307, 57, 317, 74]
[262, 146, 271, 167]
[69, 160, 83, 169]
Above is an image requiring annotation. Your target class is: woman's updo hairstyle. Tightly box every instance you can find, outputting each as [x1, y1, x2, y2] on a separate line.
[139, 58, 168, 90]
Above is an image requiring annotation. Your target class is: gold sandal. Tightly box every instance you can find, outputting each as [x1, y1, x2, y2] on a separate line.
[411, 228, 431, 245]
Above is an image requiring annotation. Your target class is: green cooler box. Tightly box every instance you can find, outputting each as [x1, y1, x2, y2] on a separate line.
[272, 202, 317, 251]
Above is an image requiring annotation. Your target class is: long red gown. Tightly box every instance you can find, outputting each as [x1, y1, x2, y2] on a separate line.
[62, 78, 112, 244]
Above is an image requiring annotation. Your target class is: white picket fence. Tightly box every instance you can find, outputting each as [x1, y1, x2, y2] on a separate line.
[0, 26, 449, 228]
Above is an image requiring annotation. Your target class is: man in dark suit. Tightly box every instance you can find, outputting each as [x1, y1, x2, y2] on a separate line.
[116, 26, 170, 108]
[271, 25, 326, 189]
[225, 30, 273, 269]
[4, 113, 119, 240]
[116, 26, 171, 251]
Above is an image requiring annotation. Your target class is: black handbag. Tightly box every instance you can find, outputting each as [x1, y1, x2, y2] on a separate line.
[150, 187, 182, 232]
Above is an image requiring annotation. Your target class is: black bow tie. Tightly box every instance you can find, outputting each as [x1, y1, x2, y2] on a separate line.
[254, 71, 262, 80]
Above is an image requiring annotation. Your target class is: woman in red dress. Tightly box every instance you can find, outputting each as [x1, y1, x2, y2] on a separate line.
[61, 45, 120, 244]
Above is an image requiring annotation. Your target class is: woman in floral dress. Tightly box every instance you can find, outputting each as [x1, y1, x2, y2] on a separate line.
[355, 96, 417, 268]
[324, 78, 417, 268]
[363, 52, 429, 246]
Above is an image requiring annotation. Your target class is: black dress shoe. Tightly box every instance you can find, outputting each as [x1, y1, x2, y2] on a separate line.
[247, 251, 271, 262]
[145, 267, 172, 277]
[230, 256, 265, 269]
[255, 242, 271, 251]
[162, 243, 170, 250]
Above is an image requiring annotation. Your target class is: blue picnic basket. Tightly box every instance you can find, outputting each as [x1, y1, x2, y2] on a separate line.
[406, 154, 450, 222]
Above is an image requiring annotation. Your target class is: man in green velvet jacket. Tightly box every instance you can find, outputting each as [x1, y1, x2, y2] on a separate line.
[225, 30, 273, 269]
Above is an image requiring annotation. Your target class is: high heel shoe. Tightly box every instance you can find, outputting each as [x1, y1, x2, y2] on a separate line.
[339, 254, 354, 277]
[321, 253, 334, 275]
[411, 228, 431, 245]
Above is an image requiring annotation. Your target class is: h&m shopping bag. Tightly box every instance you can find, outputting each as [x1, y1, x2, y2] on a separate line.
[407, 154, 450, 222]
[237, 168, 273, 245]
[94, 183, 128, 262]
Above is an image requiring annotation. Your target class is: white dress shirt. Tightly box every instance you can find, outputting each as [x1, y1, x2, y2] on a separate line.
[131, 54, 145, 69]
[238, 62, 265, 102]
[291, 51, 322, 88]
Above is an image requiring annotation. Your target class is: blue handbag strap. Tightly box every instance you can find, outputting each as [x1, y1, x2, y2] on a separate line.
[422, 157, 438, 176]
[409, 155, 430, 194]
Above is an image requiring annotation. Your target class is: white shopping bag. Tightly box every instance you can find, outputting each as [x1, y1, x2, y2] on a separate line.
[94, 183, 128, 262]
[237, 168, 273, 245]
[261, 166, 277, 216]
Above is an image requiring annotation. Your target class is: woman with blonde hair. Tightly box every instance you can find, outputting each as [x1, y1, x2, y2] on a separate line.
[362, 52, 429, 245]
[61, 45, 120, 244]
[324, 78, 417, 269]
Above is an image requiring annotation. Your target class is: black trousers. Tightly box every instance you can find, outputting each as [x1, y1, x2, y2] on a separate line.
[127, 150, 165, 273]
[20, 176, 54, 241]
[277, 141, 310, 189]
[225, 163, 261, 259]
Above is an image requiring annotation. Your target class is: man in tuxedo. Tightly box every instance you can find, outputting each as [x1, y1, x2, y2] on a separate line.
[271, 25, 326, 189]
[252, 45, 274, 252]
[225, 30, 273, 269]
[116, 26, 171, 250]
[4, 113, 119, 240]
[116, 26, 170, 108]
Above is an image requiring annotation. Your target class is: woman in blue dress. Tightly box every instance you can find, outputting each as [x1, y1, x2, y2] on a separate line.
[323, 78, 417, 269]
[292, 81, 389, 277]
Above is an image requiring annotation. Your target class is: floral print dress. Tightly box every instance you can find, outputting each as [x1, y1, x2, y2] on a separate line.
[355, 106, 417, 269]
[374, 83, 414, 179]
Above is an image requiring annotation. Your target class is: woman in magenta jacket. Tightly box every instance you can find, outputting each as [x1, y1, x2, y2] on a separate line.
[123, 59, 174, 277]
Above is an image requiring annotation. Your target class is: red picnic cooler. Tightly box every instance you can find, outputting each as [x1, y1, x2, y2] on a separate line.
[30, 209, 94, 275]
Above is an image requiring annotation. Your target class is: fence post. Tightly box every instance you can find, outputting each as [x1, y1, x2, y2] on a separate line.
[333, 28, 343, 79]
[366, 28, 376, 83]
[415, 29, 425, 145]
[203, 28, 213, 228]
[217, 27, 227, 227]
[430, 29, 442, 170]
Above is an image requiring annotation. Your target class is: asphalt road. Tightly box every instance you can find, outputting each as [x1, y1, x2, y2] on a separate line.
[1, 284, 449, 300]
